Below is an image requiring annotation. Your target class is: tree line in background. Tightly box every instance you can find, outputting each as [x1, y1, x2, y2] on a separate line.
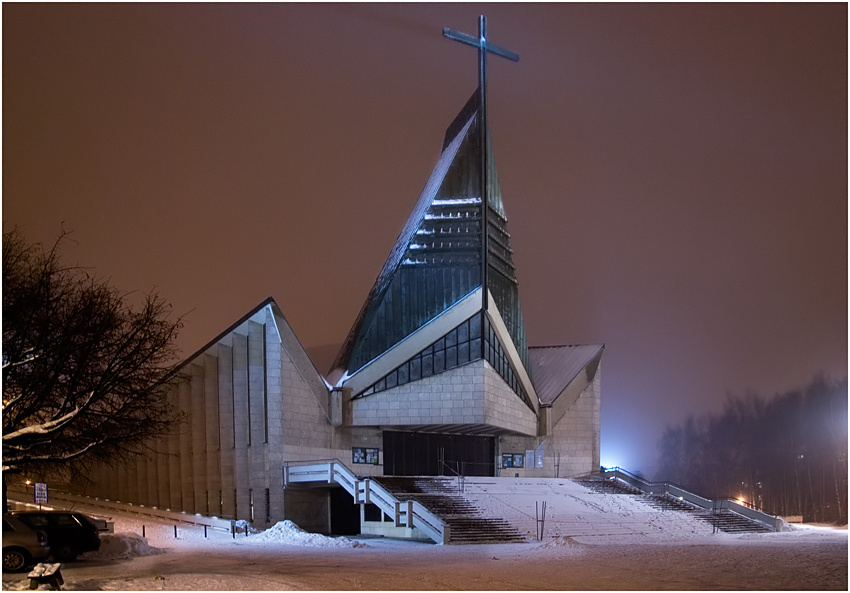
[656, 375, 848, 524]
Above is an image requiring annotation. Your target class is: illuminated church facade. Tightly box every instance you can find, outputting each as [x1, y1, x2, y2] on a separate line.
[77, 26, 604, 531]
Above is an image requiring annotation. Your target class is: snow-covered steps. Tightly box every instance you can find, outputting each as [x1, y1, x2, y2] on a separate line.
[373, 477, 526, 545]
[577, 477, 777, 534]
[573, 477, 644, 495]
[457, 477, 719, 543]
[578, 479, 776, 534]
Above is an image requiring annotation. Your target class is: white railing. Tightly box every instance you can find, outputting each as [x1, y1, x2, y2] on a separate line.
[6, 486, 233, 533]
[284, 459, 449, 544]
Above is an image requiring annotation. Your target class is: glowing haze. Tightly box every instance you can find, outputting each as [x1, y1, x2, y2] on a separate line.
[3, 4, 846, 474]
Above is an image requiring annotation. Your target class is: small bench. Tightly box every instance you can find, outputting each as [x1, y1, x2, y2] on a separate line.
[27, 563, 64, 590]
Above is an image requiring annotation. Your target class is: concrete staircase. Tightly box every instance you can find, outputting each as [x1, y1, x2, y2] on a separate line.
[577, 476, 775, 534]
[375, 477, 527, 544]
[574, 477, 643, 496]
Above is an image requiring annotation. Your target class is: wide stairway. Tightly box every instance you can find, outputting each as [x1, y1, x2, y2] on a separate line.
[576, 477, 773, 533]
[375, 477, 527, 544]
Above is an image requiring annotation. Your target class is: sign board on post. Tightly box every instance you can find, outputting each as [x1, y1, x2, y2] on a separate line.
[34, 483, 48, 505]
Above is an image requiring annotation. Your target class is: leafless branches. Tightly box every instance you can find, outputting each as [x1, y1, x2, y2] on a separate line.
[2, 229, 183, 478]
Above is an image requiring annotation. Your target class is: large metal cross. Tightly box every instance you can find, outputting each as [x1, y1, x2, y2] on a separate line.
[443, 16, 518, 310]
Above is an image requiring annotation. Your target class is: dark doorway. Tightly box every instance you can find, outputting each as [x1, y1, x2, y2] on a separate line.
[329, 486, 360, 535]
[383, 431, 495, 476]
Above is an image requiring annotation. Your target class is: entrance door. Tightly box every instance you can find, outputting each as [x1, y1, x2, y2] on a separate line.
[382, 431, 494, 476]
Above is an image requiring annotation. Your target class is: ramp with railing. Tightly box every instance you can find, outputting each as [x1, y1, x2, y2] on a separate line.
[283, 460, 450, 544]
[5, 486, 234, 533]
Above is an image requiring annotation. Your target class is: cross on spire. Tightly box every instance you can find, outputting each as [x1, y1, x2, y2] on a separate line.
[443, 16, 518, 311]
[443, 16, 520, 64]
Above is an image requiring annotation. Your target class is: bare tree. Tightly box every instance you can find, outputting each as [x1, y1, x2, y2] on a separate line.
[2, 229, 183, 506]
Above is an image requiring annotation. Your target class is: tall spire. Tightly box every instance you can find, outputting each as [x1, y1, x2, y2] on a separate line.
[443, 16, 519, 312]
[332, 18, 534, 409]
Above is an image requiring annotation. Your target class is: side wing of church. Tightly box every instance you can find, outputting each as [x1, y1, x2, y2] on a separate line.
[76, 86, 603, 532]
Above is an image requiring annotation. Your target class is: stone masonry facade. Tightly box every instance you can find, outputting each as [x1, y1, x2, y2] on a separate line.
[75, 302, 601, 530]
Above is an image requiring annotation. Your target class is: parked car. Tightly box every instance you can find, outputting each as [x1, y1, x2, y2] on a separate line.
[2, 514, 50, 572]
[9, 511, 100, 561]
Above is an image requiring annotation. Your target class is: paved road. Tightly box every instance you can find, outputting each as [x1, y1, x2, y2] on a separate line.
[3, 536, 847, 590]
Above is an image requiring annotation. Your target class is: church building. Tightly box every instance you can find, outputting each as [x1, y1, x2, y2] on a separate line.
[75, 18, 604, 534]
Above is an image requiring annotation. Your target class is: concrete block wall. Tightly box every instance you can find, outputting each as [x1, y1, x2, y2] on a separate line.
[483, 363, 538, 436]
[350, 363, 484, 426]
[495, 364, 601, 479]
[231, 331, 251, 521]
[204, 354, 221, 517]
[217, 343, 235, 520]
[496, 433, 540, 477]
[547, 362, 602, 478]
[349, 360, 535, 436]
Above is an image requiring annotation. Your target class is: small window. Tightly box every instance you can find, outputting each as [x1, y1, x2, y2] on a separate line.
[470, 315, 482, 339]
[409, 358, 421, 381]
[422, 354, 433, 377]
[458, 342, 469, 365]
[458, 321, 469, 343]
[446, 346, 457, 369]
[434, 350, 445, 373]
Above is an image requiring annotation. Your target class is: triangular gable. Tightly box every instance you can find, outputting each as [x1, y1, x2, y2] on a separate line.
[529, 344, 604, 407]
[175, 297, 330, 416]
[267, 301, 331, 417]
[332, 94, 480, 375]
[173, 296, 278, 375]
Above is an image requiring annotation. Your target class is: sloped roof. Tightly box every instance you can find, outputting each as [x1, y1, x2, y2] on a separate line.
[529, 344, 604, 406]
[172, 296, 277, 376]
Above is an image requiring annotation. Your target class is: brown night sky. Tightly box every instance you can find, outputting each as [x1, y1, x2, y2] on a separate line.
[3, 3, 846, 474]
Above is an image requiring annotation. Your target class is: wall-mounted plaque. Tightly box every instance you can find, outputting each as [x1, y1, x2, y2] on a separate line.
[353, 447, 380, 465]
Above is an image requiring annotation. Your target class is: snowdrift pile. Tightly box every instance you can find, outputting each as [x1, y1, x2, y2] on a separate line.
[540, 535, 587, 548]
[241, 520, 368, 548]
[88, 532, 165, 559]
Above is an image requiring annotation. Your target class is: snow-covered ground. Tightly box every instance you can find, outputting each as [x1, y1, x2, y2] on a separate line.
[3, 479, 846, 590]
[461, 476, 722, 541]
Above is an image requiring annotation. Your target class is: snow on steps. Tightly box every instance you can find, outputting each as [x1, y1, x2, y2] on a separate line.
[374, 477, 526, 544]
[577, 477, 774, 534]
[457, 476, 721, 543]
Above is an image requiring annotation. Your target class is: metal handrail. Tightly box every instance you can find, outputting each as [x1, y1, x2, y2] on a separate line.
[599, 467, 786, 531]
[284, 459, 449, 544]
